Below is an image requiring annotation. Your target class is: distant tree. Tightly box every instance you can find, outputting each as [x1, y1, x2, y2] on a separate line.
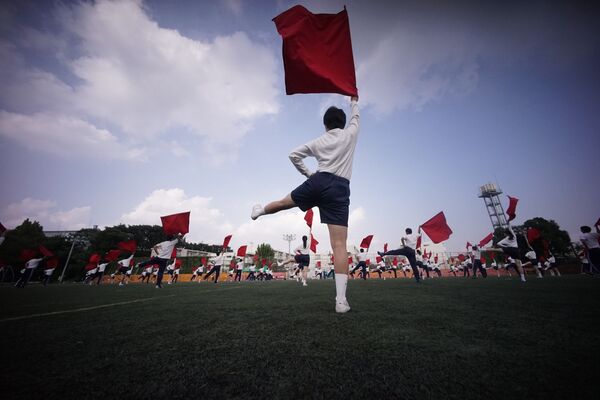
[0, 219, 46, 267]
[255, 243, 275, 265]
[521, 217, 571, 257]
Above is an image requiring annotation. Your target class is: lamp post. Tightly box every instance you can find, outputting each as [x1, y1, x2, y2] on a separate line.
[282, 234, 296, 256]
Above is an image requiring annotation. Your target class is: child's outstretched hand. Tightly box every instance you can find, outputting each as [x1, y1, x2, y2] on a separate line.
[351, 96, 358, 102]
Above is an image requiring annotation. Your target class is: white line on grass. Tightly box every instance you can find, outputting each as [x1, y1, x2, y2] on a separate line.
[0, 295, 176, 323]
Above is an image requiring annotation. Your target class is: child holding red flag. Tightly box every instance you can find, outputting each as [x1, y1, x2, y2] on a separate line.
[279, 236, 310, 286]
[251, 96, 359, 312]
[137, 234, 182, 288]
[378, 228, 421, 283]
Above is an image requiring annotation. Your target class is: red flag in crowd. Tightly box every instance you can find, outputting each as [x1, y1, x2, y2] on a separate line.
[376, 256, 382, 263]
[262, 258, 267, 266]
[506, 196, 518, 222]
[384, 243, 388, 253]
[392, 258, 398, 267]
[273, 5, 358, 96]
[304, 209, 314, 228]
[466, 241, 472, 250]
[201, 257, 207, 265]
[175, 259, 182, 268]
[366, 259, 371, 266]
[105, 249, 121, 262]
[45, 258, 59, 269]
[118, 240, 137, 253]
[171, 247, 177, 259]
[39, 245, 54, 258]
[458, 254, 466, 262]
[420, 212, 453, 244]
[360, 235, 373, 249]
[316, 261, 321, 267]
[222, 234, 233, 250]
[310, 234, 319, 253]
[84, 262, 97, 271]
[416, 235, 422, 249]
[160, 211, 190, 235]
[330, 255, 335, 263]
[253, 254, 259, 263]
[89, 253, 101, 263]
[478, 233, 494, 248]
[20, 249, 37, 262]
[237, 245, 247, 257]
[527, 227, 541, 243]
[348, 256, 353, 265]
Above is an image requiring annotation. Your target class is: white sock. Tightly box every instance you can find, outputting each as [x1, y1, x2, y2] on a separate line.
[520, 273, 526, 282]
[335, 274, 348, 303]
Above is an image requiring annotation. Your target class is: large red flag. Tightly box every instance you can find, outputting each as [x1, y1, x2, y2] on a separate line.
[360, 235, 373, 249]
[304, 209, 314, 228]
[478, 233, 494, 248]
[39, 245, 54, 258]
[527, 227, 541, 243]
[222, 235, 233, 250]
[237, 245, 248, 257]
[105, 249, 121, 262]
[160, 211, 190, 235]
[273, 5, 357, 97]
[310, 234, 319, 253]
[89, 253, 101, 263]
[420, 212, 453, 244]
[20, 249, 38, 262]
[118, 240, 137, 253]
[506, 196, 518, 222]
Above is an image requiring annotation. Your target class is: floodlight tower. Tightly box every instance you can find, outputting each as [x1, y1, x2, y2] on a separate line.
[283, 234, 296, 256]
[478, 183, 508, 231]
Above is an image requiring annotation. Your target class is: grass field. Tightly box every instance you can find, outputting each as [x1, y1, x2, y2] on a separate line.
[1, 276, 599, 399]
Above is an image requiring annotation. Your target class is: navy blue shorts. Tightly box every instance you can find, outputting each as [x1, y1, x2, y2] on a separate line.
[291, 172, 350, 227]
[295, 254, 310, 268]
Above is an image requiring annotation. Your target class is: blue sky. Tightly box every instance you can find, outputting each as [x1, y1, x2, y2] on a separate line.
[0, 0, 598, 253]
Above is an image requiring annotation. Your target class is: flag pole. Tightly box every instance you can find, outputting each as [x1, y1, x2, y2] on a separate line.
[59, 237, 76, 283]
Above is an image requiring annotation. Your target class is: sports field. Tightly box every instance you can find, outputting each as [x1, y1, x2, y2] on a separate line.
[1, 276, 599, 399]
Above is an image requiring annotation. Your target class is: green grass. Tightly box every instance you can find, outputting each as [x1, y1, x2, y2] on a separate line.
[1, 276, 599, 399]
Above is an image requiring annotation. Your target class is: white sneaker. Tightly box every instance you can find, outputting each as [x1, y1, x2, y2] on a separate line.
[251, 204, 264, 220]
[335, 301, 351, 313]
[302, 282, 307, 287]
[118, 282, 124, 286]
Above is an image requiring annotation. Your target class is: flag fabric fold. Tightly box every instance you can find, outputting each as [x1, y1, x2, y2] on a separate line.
[273, 5, 358, 96]
[160, 211, 190, 235]
[527, 227, 541, 243]
[420, 212, 453, 244]
[237, 245, 248, 257]
[359, 235, 373, 249]
[105, 249, 121, 262]
[118, 240, 137, 253]
[478, 233, 494, 248]
[506, 196, 519, 222]
[304, 209, 314, 228]
[89, 253, 101, 263]
[310, 234, 319, 253]
[222, 235, 233, 250]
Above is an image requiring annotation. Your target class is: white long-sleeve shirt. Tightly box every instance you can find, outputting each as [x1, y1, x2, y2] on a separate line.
[295, 244, 310, 255]
[289, 100, 359, 180]
[25, 258, 44, 269]
[153, 239, 178, 259]
[498, 226, 517, 248]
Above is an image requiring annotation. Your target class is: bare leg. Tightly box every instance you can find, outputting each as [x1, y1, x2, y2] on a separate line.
[264, 194, 296, 215]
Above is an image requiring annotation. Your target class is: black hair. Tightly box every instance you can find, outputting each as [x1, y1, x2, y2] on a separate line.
[505, 228, 514, 240]
[323, 106, 346, 130]
[417, 250, 422, 255]
[360, 248, 364, 253]
[405, 228, 412, 234]
[302, 235, 308, 248]
[472, 245, 478, 250]
[580, 226, 591, 233]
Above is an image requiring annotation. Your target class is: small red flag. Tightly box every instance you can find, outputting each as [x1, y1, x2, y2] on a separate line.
[348, 256, 353, 265]
[118, 240, 137, 253]
[366, 259, 371, 266]
[384, 243, 388, 253]
[45, 258, 59, 269]
[237, 245, 247, 257]
[506, 196, 519, 222]
[261, 258, 267, 266]
[273, 5, 358, 97]
[201, 257, 207, 265]
[466, 241, 472, 250]
[527, 227, 541, 243]
[39, 245, 54, 258]
[376, 256, 382, 263]
[222, 234, 232, 250]
[304, 209, 314, 228]
[416, 235, 422, 249]
[160, 211, 190, 235]
[175, 259, 182, 268]
[84, 262, 97, 271]
[420, 212, 453, 244]
[105, 249, 121, 262]
[310, 234, 319, 253]
[316, 261, 321, 267]
[478, 233, 494, 248]
[458, 254, 466, 262]
[171, 247, 177, 259]
[392, 258, 398, 267]
[360, 235, 373, 249]
[434, 256, 438, 264]
[89, 253, 101, 263]
[330, 255, 334, 263]
[252, 254, 259, 262]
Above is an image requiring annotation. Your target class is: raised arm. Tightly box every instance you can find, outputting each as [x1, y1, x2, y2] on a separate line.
[347, 97, 359, 136]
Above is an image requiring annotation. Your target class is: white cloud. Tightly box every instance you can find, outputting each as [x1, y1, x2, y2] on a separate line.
[222, 0, 243, 16]
[120, 188, 233, 244]
[1, 198, 91, 230]
[0, 0, 279, 163]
